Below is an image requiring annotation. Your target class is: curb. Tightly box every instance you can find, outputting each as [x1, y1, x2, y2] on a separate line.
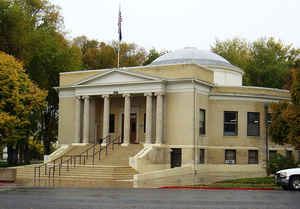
[159, 186, 276, 191]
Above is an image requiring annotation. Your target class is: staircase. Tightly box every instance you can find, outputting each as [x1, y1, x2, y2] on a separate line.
[16, 143, 143, 182]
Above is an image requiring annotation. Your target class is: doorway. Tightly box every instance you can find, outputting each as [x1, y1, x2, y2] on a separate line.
[171, 148, 182, 168]
[121, 113, 138, 144]
[130, 113, 137, 143]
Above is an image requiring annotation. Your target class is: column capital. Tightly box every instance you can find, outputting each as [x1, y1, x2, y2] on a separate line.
[144, 92, 153, 97]
[154, 92, 165, 96]
[75, 96, 82, 100]
[122, 93, 131, 98]
[102, 94, 110, 99]
[82, 95, 90, 100]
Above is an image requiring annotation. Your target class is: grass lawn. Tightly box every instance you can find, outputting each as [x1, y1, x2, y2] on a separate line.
[190, 177, 280, 189]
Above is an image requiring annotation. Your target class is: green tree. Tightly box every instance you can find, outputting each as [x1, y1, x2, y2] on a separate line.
[143, 48, 168, 66]
[211, 37, 300, 88]
[73, 37, 147, 69]
[0, 0, 83, 154]
[0, 0, 63, 59]
[117, 42, 147, 67]
[0, 51, 47, 165]
[270, 67, 300, 148]
[25, 31, 83, 154]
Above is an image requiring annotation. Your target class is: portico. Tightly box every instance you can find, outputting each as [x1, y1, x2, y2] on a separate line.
[69, 70, 166, 146]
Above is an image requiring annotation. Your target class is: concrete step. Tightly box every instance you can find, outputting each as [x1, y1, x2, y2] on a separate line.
[16, 143, 143, 181]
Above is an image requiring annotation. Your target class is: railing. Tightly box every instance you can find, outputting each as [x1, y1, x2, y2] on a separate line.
[34, 135, 122, 180]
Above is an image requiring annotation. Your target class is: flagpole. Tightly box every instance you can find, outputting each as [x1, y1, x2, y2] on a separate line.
[118, 41, 120, 69]
[117, 4, 122, 69]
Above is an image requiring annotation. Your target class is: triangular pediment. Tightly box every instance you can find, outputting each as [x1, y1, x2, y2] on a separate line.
[75, 70, 160, 86]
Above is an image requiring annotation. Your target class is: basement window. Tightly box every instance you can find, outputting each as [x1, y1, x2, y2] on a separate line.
[199, 149, 205, 164]
[248, 150, 258, 164]
[225, 150, 236, 164]
[269, 150, 277, 160]
[286, 151, 293, 160]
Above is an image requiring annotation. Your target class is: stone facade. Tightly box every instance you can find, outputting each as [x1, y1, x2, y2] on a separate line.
[0, 168, 16, 182]
[57, 48, 297, 182]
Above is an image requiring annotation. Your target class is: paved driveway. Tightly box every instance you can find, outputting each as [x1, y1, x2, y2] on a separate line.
[0, 187, 299, 209]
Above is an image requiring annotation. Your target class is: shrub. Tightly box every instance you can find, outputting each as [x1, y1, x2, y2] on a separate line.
[267, 153, 299, 174]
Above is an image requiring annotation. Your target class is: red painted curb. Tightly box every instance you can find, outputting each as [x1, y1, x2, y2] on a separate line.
[159, 186, 276, 191]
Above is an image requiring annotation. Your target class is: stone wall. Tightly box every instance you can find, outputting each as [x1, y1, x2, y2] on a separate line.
[0, 168, 16, 182]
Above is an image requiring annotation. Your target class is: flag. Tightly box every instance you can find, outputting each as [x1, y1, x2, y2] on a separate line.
[118, 7, 122, 42]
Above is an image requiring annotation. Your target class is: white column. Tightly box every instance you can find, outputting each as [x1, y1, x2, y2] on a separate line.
[75, 96, 82, 143]
[123, 93, 131, 146]
[155, 92, 164, 145]
[83, 96, 90, 144]
[102, 94, 110, 145]
[145, 93, 153, 144]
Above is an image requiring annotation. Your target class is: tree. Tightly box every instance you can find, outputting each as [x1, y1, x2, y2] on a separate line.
[0, 0, 63, 59]
[0, 0, 83, 154]
[143, 48, 168, 66]
[211, 37, 300, 89]
[25, 31, 83, 154]
[269, 67, 300, 148]
[73, 37, 147, 69]
[0, 51, 47, 165]
[117, 42, 147, 67]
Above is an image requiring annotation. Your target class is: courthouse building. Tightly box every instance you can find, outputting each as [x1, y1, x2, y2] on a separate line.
[57, 47, 298, 183]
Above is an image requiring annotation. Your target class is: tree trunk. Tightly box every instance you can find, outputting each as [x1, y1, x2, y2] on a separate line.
[7, 144, 17, 166]
[24, 142, 30, 164]
[44, 138, 51, 155]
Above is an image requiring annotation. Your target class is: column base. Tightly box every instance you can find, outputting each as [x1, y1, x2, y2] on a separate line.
[121, 143, 129, 147]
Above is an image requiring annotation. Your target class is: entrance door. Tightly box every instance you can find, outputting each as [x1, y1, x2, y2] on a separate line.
[171, 148, 182, 168]
[130, 113, 137, 144]
[121, 114, 124, 143]
[121, 113, 137, 144]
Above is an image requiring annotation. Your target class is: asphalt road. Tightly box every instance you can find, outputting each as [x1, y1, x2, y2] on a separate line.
[0, 187, 299, 209]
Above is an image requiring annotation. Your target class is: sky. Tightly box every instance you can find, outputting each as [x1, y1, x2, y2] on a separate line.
[50, 0, 300, 51]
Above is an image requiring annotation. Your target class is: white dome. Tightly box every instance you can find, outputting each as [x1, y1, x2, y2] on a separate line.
[151, 47, 238, 69]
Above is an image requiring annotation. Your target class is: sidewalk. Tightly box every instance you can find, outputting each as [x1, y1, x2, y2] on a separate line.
[0, 182, 22, 191]
[159, 186, 277, 191]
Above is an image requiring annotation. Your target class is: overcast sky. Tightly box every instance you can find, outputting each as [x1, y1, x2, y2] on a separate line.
[50, 0, 300, 51]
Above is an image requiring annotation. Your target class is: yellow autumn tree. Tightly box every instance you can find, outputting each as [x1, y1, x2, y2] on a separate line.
[0, 51, 47, 165]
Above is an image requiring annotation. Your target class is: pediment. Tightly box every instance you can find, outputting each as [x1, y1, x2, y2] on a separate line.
[76, 70, 160, 86]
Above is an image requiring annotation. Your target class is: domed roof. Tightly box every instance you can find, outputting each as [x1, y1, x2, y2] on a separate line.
[150, 47, 238, 69]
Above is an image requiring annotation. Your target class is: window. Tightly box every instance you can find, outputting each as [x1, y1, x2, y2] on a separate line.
[224, 111, 238, 136]
[199, 149, 205, 164]
[247, 112, 260, 136]
[248, 150, 258, 164]
[225, 150, 236, 164]
[144, 113, 146, 133]
[200, 109, 206, 135]
[269, 150, 277, 160]
[286, 151, 293, 160]
[109, 114, 115, 133]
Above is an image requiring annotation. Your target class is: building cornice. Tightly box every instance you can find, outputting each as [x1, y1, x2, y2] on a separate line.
[209, 92, 290, 102]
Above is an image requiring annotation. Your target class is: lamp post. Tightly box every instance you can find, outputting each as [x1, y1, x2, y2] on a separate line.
[264, 104, 270, 175]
